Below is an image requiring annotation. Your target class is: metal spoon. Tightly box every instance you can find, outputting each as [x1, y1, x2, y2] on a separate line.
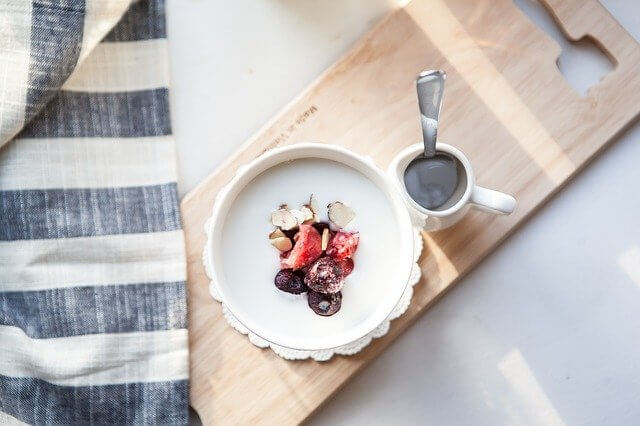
[403, 70, 459, 210]
[417, 70, 445, 157]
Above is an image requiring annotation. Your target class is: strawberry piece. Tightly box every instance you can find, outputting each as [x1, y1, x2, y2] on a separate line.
[280, 224, 323, 270]
[326, 230, 359, 261]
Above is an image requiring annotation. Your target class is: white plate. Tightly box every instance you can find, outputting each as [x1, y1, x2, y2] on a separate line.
[206, 143, 414, 351]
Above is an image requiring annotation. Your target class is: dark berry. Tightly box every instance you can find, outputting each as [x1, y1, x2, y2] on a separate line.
[281, 228, 298, 241]
[308, 290, 342, 316]
[304, 257, 345, 294]
[338, 257, 354, 276]
[312, 222, 331, 234]
[274, 269, 307, 294]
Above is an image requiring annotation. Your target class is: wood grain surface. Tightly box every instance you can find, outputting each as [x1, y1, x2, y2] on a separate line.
[181, 0, 640, 424]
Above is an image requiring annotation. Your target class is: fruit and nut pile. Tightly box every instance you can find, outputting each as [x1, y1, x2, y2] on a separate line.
[269, 194, 359, 316]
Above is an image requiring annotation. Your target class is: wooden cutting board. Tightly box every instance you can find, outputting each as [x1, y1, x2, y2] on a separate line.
[182, 0, 640, 423]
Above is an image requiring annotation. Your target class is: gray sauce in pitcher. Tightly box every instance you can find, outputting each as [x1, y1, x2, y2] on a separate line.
[403, 153, 459, 210]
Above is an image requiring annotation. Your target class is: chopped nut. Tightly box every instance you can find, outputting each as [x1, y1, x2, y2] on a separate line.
[268, 228, 286, 240]
[321, 228, 330, 251]
[290, 209, 306, 225]
[300, 205, 315, 223]
[309, 194, 320, 216]
[271, 236, 293, 252]
[269, 228, 293, 252]
[327, 201, 355, 228]
[271, 209, 298, 230]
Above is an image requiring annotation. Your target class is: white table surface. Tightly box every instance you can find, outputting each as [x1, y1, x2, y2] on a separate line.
[166, 0, 640, 424]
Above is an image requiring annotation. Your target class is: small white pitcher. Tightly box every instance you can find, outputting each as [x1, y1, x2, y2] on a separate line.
[388, 143, 516, 231]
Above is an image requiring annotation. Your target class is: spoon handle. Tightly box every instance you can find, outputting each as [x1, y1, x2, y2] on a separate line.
[416, 70, 446, 158]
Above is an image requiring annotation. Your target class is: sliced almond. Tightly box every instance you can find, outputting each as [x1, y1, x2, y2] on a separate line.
[269, 228, 293, 251]
[270, 236, 293, 252]
[268, 228, 286, 240]
[271, 209, 298, 230]
[309, 194, 320, 216]
[321, 228, 330, 251]
[327, 201, 355, 228]
[300, 205, 316, 223]
[290, 208, 306, 225]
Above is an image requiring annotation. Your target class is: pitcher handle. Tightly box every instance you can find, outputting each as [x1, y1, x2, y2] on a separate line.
[470, 186, 516, 215]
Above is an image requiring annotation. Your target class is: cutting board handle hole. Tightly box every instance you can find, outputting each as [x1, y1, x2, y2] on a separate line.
[514, 0, 615, 96]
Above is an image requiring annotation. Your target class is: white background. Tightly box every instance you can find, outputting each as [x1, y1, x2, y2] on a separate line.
[166, 1, 640, 424]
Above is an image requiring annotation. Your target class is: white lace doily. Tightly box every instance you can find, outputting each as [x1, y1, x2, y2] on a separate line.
[203, 216, 423, 361]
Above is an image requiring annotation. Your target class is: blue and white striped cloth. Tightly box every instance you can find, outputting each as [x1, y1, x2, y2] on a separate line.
[0, 0, 188, 423]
